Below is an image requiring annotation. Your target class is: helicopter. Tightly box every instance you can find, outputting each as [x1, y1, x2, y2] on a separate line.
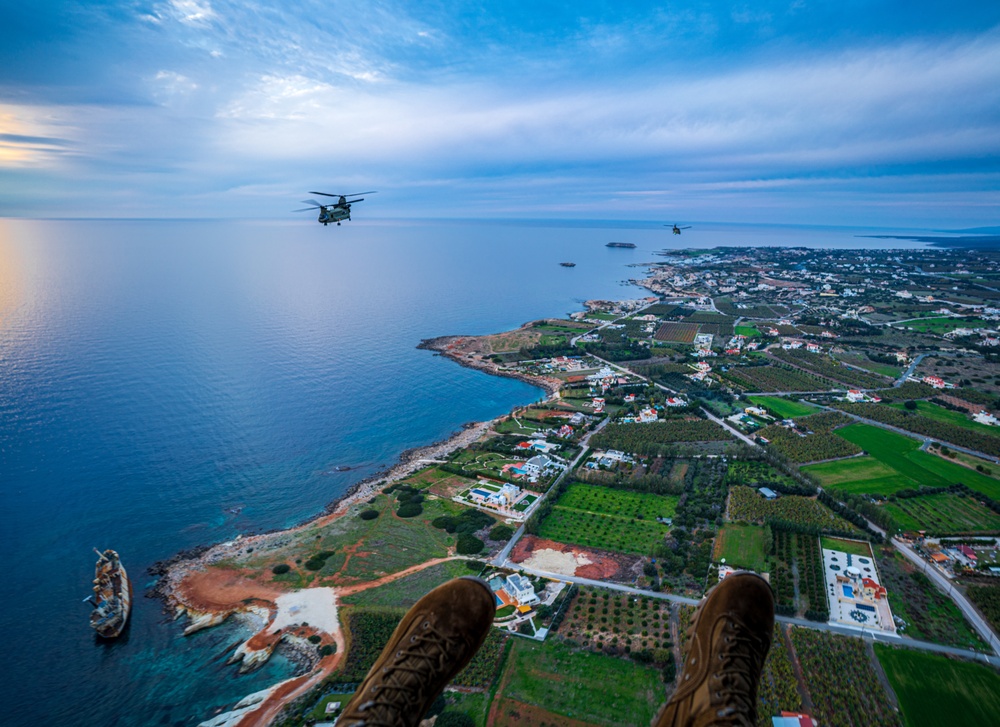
[294, 191, 376, 226]
[666, 224, 692, 235]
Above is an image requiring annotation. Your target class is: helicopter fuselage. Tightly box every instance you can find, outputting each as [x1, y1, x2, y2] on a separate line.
[318, 204, 351, 226]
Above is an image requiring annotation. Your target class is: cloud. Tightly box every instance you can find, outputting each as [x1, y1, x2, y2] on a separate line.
[0, 106, 79, 168]
[2, 2, 999, 225]
[208, 31, 1000, 180]
[166, 0, 216, 25]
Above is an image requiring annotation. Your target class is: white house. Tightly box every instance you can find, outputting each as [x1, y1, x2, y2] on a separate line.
[974, 411, 999, 426]
[505, 574, 539, 606]
[524, 455, 554, 476]
[638, 407, 658, 423]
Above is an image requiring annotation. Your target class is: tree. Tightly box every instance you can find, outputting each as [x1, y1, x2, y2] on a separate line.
[489, 524, 514, 541]
[456, 533, 484, 555]
[396, 502, 423, 518]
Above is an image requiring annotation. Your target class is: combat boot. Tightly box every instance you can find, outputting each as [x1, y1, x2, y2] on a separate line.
[654, 571, 774, 727]
[338, 576, 496, 727]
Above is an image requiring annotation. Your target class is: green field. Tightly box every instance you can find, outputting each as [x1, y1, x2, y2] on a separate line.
[884, 493, 1000, 534]
[339, 559, 472, 607]
[891, 400, 1000, 437]
[495, 417, 545, 435]
[899, 316, 993, 334]
[735, 324, 760, 337]
[875, 645, 1000, 727]
[714, 523, 771, 572]
[557, 483, 678, 519]
[496, 638, 665, 726]
[747, 395, 820, 419]
[804, 423, 1000, 499]
[820, 536, 873, 557]
[538, 483, 679, 554]
[245, 492, 465, 588]
[802, 456, 916, 495]
[834, 354, 902, 378]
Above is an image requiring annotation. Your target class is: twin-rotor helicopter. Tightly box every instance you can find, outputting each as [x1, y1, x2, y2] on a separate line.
[667, 224, 692, 235]
[295, 191, 376, 226]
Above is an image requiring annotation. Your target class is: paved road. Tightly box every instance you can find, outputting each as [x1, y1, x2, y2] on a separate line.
[491, 417, 609, 567]
[894, 352, 927, 387]
[892, 538, 1000, 656]
[514, 564, 700, 606]
[747, 389, 850, 396]
[700, 407, 759, 448]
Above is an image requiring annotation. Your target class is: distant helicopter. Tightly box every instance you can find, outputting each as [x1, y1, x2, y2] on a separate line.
[295, 191, 376, 226]
[666, 224, 692, 235]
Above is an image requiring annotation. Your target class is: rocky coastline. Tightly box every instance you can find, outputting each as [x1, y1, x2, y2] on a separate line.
[417, 334, 562, 396]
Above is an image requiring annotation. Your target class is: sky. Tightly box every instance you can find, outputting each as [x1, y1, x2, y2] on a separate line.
[1, 1, 999, 226]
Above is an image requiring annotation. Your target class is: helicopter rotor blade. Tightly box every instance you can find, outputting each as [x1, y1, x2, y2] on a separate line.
[345, 197, 364, 204]
[301, 199, 327, 206]
[309, 191, 377, 198]
[293, 207, 320, 212]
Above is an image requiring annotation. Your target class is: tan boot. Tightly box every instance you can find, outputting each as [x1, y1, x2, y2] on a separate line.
[654, 572, 774, 727]
[338, 576, 496, 727]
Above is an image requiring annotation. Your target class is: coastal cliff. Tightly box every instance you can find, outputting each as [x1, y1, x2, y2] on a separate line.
[417, 331, 562, 396]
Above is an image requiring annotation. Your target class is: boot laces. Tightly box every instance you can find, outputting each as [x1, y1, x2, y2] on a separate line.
[354, 622, 468, 727]
[711, 627, 767, 720]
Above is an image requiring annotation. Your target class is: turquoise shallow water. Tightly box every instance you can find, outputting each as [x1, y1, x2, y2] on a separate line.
[0, 218, 923, 725]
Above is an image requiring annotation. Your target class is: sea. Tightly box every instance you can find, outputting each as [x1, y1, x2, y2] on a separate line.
[0, 218, 928, 726]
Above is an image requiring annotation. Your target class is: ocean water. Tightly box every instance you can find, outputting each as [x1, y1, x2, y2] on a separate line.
[0, 218, 925, 726]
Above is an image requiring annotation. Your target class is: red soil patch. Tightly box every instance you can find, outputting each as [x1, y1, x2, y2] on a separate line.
[509, 535, 622, 579]
[491, 698, 599, 727]
[576, 560, 620, 580]
[177, 568, 284, 612]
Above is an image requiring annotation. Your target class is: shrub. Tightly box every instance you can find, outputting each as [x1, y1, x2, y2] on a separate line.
[904, 399, 918, 411]
[319, 644, 335, 657]
[304, 549, 336, 571]
[456, 533, 484, 554]
[359, 509, 379, 520]
[271, 564, 290, 575]
[432, 509, 494, 533]
[307, 634, 321, 644]
[397, 502, 423, 518]
[435, 713, 475, 727]
[489, 524, 514, 541]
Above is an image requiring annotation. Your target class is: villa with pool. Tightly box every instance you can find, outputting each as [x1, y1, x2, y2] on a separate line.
[822, 543, 896, 634]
